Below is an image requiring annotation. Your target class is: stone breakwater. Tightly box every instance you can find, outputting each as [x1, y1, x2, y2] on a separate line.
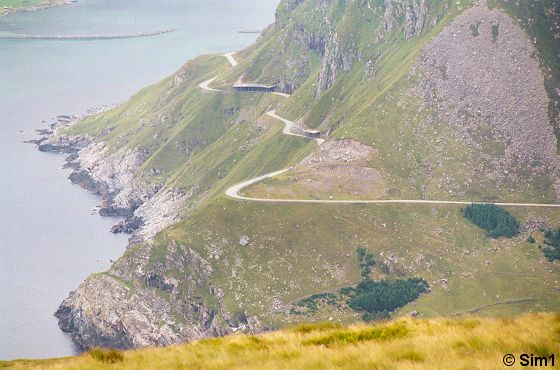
[0, 28, 175, 41]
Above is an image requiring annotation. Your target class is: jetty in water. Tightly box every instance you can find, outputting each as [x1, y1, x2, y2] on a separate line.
[0, 28, 175, 40]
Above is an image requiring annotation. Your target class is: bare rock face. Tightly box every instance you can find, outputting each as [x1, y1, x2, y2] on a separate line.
[383, 0, 402, 32]
[34, 116, 198, 348]
[55, 135, 188, 243]
[316, 32, 358, 96]
[55, 273, 180, 349]
[384, 0, 428, 38]
[56, 243, 260, 350]
[413, 3, 560, 199]
[116, 188, 192, 244]
[69, 143, 153, 216]
[404, 0, 428, 39]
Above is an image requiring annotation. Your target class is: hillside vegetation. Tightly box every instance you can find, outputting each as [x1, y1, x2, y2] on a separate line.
[3, 314, 559, 369]
[46, 0, 560, 351]
[0, 0, 62, 16]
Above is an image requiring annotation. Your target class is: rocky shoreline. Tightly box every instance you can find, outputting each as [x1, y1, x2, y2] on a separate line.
[31, 115, 260, 350]
[31, 115, 188, 244]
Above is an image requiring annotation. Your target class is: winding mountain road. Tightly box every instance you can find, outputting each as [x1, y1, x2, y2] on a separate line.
[224, 52, 238, 67]
[228, 112, 560, 207]
[266, 110, 324, 145]
[199, 53, 290, 98]
[198, 77, 222, 92]
[205, 53, 560, 208]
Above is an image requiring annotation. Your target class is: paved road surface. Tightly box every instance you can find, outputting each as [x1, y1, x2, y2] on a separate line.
[198, 77, 222, 92]
[224, 52, 238, 67]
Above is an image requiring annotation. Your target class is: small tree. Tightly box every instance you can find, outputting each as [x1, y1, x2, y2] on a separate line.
[356, 247, 375, 281]
[542, 228, 560, 262]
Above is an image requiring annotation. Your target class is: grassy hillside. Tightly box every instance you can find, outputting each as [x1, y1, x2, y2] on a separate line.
[53, 0, 560, 351]
[162, 201, 560, 328]
[0, 0, 50, 8]
[0, 0, 60, 16]
[3, 314, 559, 369]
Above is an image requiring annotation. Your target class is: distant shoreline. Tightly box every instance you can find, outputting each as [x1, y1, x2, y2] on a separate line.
[0, 28, 176, 40]
[0, 0, 71, 17]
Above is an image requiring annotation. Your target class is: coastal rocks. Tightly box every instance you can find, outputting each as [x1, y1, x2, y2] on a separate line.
[68, 143, 153, 217]
[55, 273, 184, 349]
[55, 243, 257, 350]
[36, 134, 92, 153]
[124, 188, 190, 243]
[110, 216, 143, 234]
[32, 110, 190, 244]
[32, 118, 92, 153]
[68, 142, 189, 242]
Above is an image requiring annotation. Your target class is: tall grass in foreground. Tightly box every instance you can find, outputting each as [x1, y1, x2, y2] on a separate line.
[3, 313, 559, 369]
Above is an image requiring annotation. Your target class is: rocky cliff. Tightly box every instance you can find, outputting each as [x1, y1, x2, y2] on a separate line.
[36, 119, 187, 244]
[55, 242, 264, 349]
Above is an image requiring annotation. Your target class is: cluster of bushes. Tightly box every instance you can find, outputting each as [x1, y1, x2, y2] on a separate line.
[356, 247, 375, 281]
[291, 293, 338, 314]
[461, 203, 519, 238]
[541, 228, 560, 262]
[290, 248, 428, 320]
[341, 278, 429, 321]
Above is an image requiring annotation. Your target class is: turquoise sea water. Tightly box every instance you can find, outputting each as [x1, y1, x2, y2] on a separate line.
[0, 0, 279, 360]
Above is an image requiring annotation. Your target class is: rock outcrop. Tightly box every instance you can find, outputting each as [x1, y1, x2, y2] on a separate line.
[55, 243, 260, 350]
[383, 0, 429, 38]
[32, 118, 92, 153]
[316, 32, 359, 96]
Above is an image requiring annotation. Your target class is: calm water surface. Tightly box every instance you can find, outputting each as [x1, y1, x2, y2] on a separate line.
[0, 0, 279, 360]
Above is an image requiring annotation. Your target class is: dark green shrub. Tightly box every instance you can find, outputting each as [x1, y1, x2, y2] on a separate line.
[461, 203, 519, 238]
[542, 228, 560, 262]
[348, 278, 429, 317]
[356, 247, 375, 281]
[527, 235, 536, 243]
